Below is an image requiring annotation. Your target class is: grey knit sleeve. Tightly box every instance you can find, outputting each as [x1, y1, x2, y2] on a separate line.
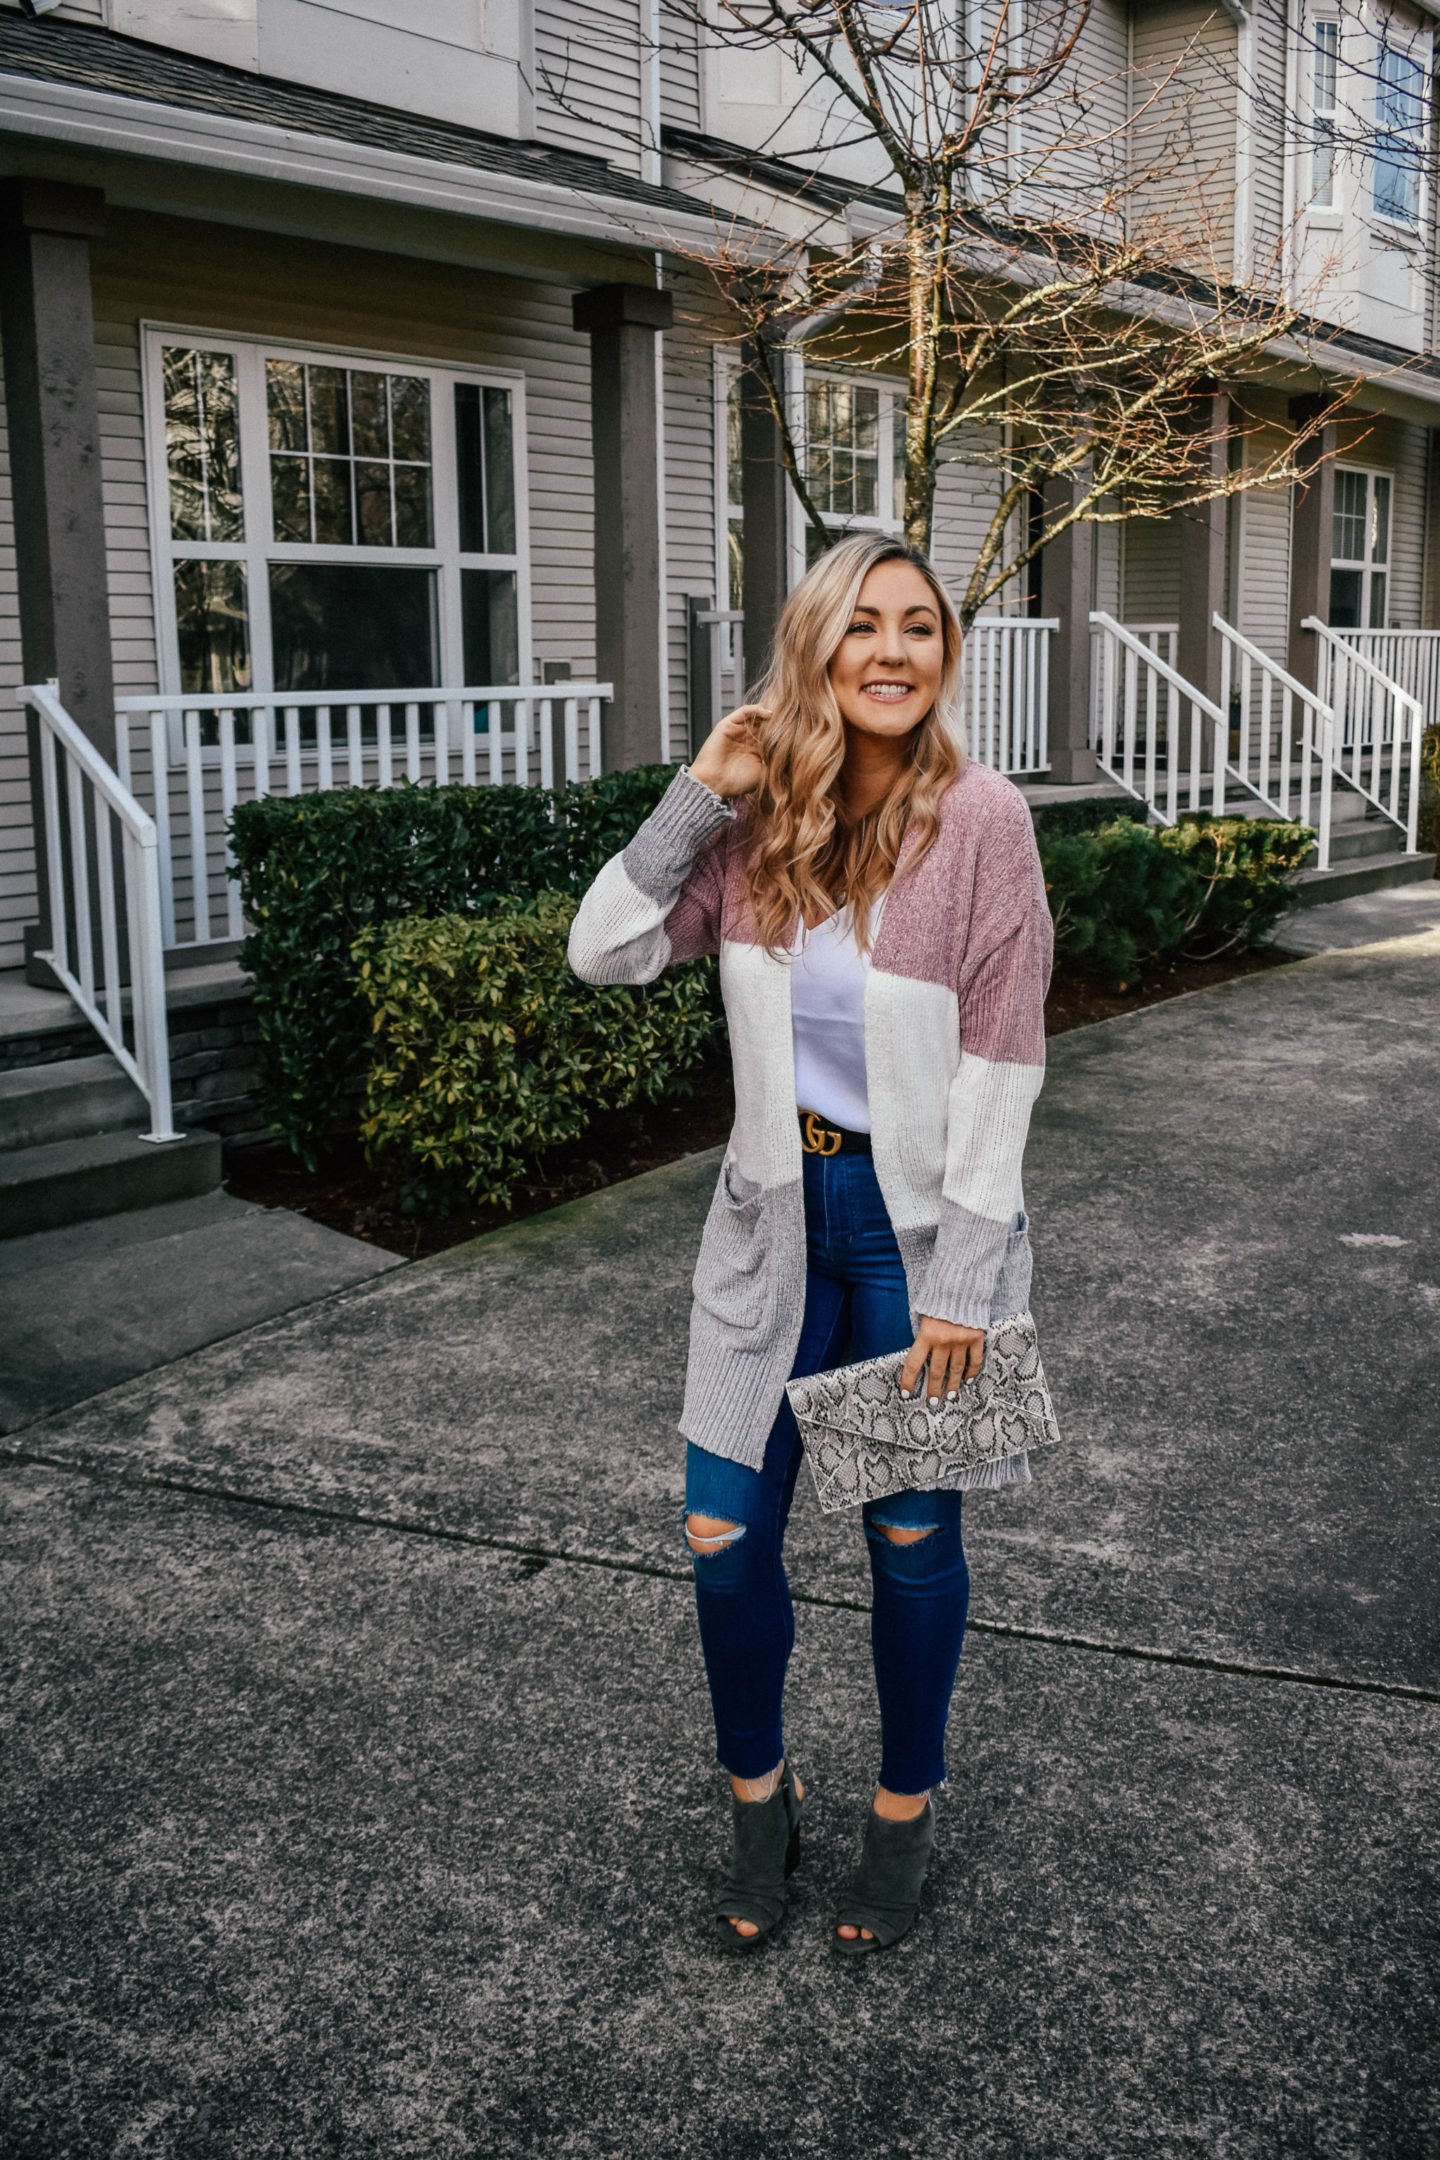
[568, 767, 735, 985]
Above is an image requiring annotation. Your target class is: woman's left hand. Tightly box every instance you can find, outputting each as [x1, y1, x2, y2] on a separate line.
[900, 1316, 986, 1403]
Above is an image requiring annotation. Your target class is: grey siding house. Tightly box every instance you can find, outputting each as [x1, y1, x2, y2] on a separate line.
[0, 0, 1437, 1222]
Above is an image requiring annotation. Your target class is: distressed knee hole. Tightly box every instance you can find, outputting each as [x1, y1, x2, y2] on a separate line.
[871, 1521, 938, 1545]
[686, 1513, 746, 1555]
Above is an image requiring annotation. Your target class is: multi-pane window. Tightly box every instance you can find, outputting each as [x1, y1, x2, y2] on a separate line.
[266, 362, 434, 549]
[149, 334, 527, 713]
[806, 378, 882, 520]
[1374, 43, 1425, 225]
[1330, 466, 1391, 628]
[1311, 20, 1338, 207]
[719, 363, 902, 598]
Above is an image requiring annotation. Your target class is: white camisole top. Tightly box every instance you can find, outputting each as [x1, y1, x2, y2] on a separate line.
[790, 904, 879, 1133]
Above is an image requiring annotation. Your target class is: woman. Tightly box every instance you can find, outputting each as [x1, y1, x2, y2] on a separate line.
[569, 532, 1052, 1954]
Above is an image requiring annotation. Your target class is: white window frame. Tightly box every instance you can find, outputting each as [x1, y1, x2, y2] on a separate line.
[799, 364, 905, 537]
[1372, 35, 1428, 231]
[142, 323, 532, 729]
[1311, 17, 1340, 209]
[714, 350, 744, 646]
[716, 351, 904, 598]
[1330, 461, 1393, 628]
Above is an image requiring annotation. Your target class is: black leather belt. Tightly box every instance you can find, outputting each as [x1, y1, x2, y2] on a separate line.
[798, 1110, 872, 1157]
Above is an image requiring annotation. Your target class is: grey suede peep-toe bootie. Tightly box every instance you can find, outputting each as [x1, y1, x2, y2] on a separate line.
[711, 1764, 804, 1952]
[832, 1797, 935, 1955]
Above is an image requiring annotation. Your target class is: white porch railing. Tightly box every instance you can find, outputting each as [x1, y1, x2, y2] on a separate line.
[114, 683, 611, 951]
[1304, 620, 1423, 854]
[1329, 628, 1440, 732]
[963, 617, 1055, 774]
[22, 682, 180, 1142]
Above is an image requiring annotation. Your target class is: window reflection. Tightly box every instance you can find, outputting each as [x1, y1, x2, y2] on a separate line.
[164, 348, 244, 543]
[269, 564, 437, 693]
[174, 560, 252, 693]
[455, 384, 517, 554]
[266, 361, 433, 548]
[461, 568, 520, 690]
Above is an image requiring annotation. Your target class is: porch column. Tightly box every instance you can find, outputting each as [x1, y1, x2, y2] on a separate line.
[0, 179, 112, 982]
[1041, 471, 1096, 784]
[1175, 392, 1229, 708]
[1426, 427, 1440, 630]
[0, 179, 113, 756]
[738, 341, 790, 696]
[1286, 394, 1337, 693]
[572, 281, 673, 771]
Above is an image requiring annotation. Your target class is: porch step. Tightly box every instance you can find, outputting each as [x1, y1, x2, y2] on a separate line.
[1323, 819, 1414, 864]
[0, 1127, 222, 1240]
[0, 1053, 145, 1152]
[1290, 850, 1437, 908]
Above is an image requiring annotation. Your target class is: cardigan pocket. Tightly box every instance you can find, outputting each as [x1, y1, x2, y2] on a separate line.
[989, 1209, 1033, 1320]
[693, 1157, 771, 1329]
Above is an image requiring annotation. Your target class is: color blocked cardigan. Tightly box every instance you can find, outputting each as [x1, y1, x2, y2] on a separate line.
[568, 760, 1054, 1473]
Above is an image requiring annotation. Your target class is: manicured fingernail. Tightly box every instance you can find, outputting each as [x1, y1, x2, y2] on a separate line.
[927, 1395, 939, 1407]
[945, 1389, 958, 1401]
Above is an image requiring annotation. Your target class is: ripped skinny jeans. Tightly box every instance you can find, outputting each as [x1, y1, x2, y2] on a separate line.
[684, 1148, 969, 1795]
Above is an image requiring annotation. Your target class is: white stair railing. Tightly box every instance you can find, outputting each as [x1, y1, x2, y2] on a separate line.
[1087, 623, 1177, 750]
[1089, 609, 1275, 812]
[1304, 619, 1423, 854]
[963, 617, 1056, 774]
[23, 682, 180, 1144]
[1090, 613, 1343, 866]
[114, 682, 611, 952]
[1214, 617, 1339, 865]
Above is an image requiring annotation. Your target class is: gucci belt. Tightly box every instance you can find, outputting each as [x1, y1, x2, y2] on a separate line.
[798, 1110, 873, 1157]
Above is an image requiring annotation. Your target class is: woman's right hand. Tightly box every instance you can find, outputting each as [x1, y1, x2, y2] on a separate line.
[689, 706, 768, 799]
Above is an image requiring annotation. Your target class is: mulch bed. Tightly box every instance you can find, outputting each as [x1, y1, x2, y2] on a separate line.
[225, 945, 1296, 1261]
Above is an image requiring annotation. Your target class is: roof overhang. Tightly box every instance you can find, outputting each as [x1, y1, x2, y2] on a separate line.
[0, 69, 767, 258]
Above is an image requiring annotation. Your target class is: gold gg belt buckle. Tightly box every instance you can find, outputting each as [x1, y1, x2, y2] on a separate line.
[801, 1111, 842, 1156]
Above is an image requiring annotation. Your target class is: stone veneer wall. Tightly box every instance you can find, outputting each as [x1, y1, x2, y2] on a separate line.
[1, 983, 270, 1148]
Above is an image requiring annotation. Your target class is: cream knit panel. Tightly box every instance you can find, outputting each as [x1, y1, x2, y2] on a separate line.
[916, 1054, 1043, 1328]
[718, 938, 804, 1192]
[567, 854, 673, 984]
[864, 968, 957, 1237]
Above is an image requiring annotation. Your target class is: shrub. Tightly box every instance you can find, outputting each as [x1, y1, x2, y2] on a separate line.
[1418, 724, 1440, 856]
[1160, 815, 1315, 956]
[353, 896, 715, 1208]
[1037, 813, 1313, 983]
[1030, 795, 1150, 840]
[229, 766, 680, 1162]
[1038, 816, 1199, 983]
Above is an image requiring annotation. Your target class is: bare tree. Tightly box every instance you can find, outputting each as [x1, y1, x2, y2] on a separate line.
[639, 0, 1359, 628]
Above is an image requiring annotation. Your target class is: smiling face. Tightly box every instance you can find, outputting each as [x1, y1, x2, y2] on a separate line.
[825, 557, 946, 742]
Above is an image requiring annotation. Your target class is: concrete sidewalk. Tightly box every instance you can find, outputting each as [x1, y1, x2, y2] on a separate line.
[3, 929, 1439, 2158]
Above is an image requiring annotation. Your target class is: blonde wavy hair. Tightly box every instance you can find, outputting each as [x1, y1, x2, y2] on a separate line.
[744, 531, 966, 954]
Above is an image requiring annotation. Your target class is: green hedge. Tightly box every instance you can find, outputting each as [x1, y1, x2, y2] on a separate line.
[230, 766, 679, 1163]
[232, 764, 1315, 1170]
[354, 896, 714, 1208]
[1037, 813, 1313, 983]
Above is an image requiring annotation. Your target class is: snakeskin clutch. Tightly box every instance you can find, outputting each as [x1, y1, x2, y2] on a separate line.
[785, 1310, 1061, 1514]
